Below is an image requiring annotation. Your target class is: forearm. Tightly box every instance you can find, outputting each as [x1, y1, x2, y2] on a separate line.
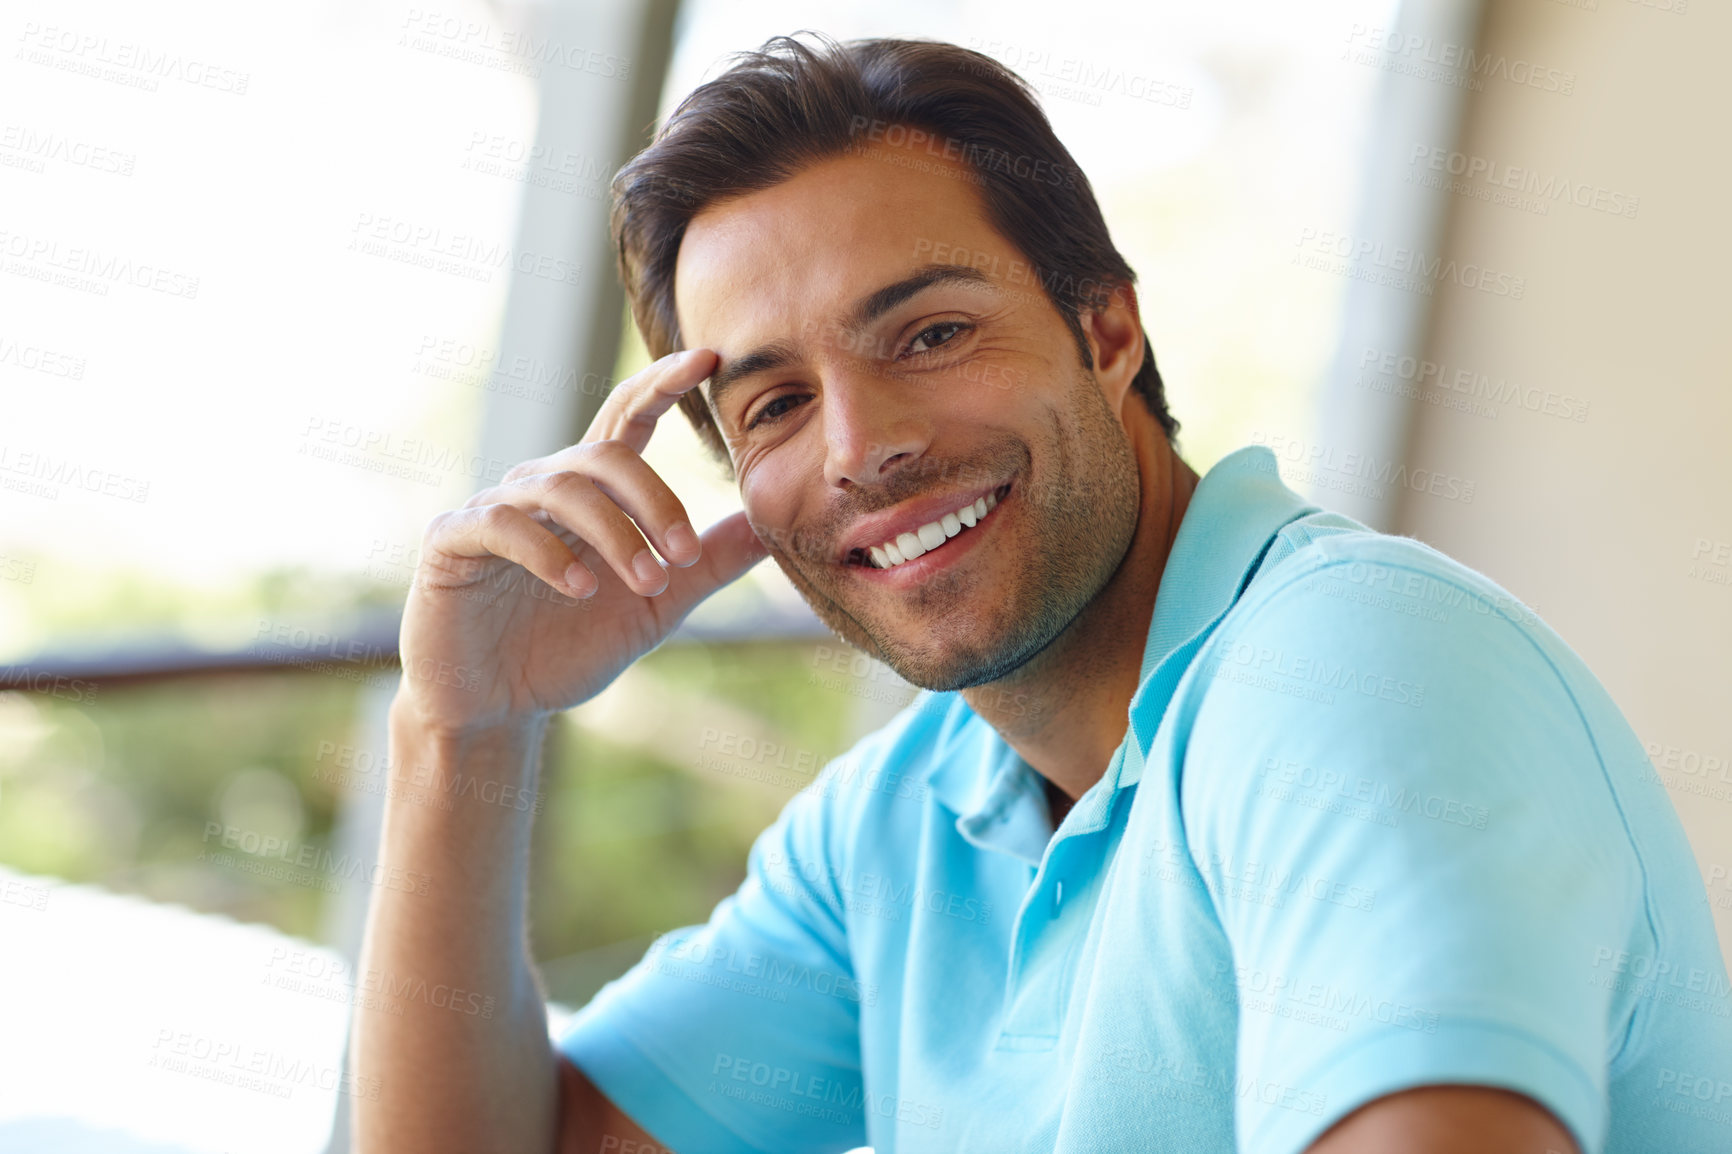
[351, 699, 559, 1153]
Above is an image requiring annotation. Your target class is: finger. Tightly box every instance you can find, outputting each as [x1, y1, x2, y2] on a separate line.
[583, 347, 718, 455]
[495, 348, 716, 491]
[658, 510, 770, 620]
[482, 470, 672, 597]
[575, 439, 701, 567]
[424, 503, 597, 599]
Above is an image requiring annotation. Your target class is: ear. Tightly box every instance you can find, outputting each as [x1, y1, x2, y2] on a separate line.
[1079, 282, 1145, 416]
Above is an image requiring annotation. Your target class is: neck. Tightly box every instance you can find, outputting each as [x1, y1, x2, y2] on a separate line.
[962, 408, 1198, 815]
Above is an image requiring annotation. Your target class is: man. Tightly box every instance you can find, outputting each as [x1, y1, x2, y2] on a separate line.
[353, 34, 1732, 1154]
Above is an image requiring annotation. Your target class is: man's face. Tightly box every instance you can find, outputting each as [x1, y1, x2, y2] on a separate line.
[674, 143, 1142, 692]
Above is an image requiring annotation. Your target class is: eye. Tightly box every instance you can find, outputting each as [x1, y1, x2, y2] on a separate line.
[746, 390, 810, 430]
[904, 321, 971, 357]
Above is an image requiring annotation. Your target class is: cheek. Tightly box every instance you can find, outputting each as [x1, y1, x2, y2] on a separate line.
[740, 457, 808, 554]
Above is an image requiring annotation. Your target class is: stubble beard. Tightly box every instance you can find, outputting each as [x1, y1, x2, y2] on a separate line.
[765, 368, 1143, 694]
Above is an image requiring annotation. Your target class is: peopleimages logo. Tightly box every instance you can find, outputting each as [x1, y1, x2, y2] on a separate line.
[1293, 228, 1525, 299]
[1590, 946, 1732, 999]
[298, 416, 511, 487]
[200, 822, 432, 896]
[962, 38, 1195, 110]
[398, 8, 631, 80]
[652, 936, 880, 1007]
[0, 334, 86, 380]
[1341, 24, 1575, 95]
[15, 22, 252, 95]
[1406, 145, 1640, 219]
[1205, 631, 1427, 709]
[0, 667, 98, 703]
[1357, 346, 1590, 424]
[1250, 432, 1476, 505]
[0, 123, 136, 176]
[0, 444, 149, 503]
[0, 228, 199, 299]
[1257, 756, 1491, 830]
[346, 212, 581, 285]
[847, 116, 1079, 189]
[709, 1054, 944, 1130]
[148, 1030, 379, 1101]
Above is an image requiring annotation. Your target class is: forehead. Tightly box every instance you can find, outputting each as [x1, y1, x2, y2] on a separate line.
[673, 145, 1009, 353]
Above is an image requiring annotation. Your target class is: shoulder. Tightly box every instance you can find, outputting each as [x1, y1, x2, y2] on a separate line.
[1243, 513, 1541, 636]
[1207, 517, 1552, 707]
[1164, 525, 1663, 1154]
[1177, 519, 1637, 870]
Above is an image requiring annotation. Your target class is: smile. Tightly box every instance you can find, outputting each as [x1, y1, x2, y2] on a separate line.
[843, 482, 1011, 570]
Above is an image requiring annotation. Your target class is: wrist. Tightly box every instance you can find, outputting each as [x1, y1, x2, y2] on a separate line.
[388, 689, 553, 752]
[379, 696, 553, 851]
[385, 694, 553, 811]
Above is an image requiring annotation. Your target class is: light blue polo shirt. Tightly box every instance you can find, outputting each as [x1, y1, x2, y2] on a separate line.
[559, 445, 1732, 1153]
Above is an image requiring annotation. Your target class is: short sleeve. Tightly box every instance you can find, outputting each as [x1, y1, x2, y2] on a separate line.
[557, 770, 868, 1154]
[1179, 553, 1640, 1154]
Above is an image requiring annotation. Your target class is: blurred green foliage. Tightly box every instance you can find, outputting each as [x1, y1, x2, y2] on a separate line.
[0, 637, 892, 1008]
[530, 640, 883, 1003]
[0, 671, 356, 936]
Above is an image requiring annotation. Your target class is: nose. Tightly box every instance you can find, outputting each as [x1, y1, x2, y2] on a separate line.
[821, 360, 931, 488]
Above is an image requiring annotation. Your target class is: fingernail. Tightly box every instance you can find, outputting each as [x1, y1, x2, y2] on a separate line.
[633, 549, 665, 587]
[665, 521, 699, 561]
[563, 563, 596, 597]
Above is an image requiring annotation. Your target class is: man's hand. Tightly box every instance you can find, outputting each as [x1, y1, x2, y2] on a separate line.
[352, 347, 761, 1154]
[1306, 1085, 1580, 1153]
[397, 347, 766, 734]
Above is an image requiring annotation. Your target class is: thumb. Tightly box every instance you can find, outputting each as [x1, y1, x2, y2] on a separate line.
[662, 509, 769, 614]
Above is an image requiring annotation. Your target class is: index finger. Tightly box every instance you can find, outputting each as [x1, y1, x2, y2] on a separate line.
[583, 348, 718, 455]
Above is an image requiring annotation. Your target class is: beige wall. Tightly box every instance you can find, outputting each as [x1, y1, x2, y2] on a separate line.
[1395, 0, 1732, 957]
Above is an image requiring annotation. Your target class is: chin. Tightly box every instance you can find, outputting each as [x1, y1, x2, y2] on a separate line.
[776, 535, 1099, 698]
[827, 603, 1059, 694]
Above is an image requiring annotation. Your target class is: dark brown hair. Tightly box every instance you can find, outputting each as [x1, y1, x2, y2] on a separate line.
[610, 32, 1178, 468]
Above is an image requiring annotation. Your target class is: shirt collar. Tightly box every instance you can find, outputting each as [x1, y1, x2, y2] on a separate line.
[921, 445, 1319, 852]
[1116, 444, 1319, 786]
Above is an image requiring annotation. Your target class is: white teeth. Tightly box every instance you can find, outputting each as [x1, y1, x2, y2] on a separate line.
[863, 488, 1004, 570]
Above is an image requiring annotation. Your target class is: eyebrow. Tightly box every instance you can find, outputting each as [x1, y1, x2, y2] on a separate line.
[704, 263, 996, 418]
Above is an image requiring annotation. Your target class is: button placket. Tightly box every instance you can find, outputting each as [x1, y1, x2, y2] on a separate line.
[997, 821, 1116, 1047]
[995, 733, 1135, 1044]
